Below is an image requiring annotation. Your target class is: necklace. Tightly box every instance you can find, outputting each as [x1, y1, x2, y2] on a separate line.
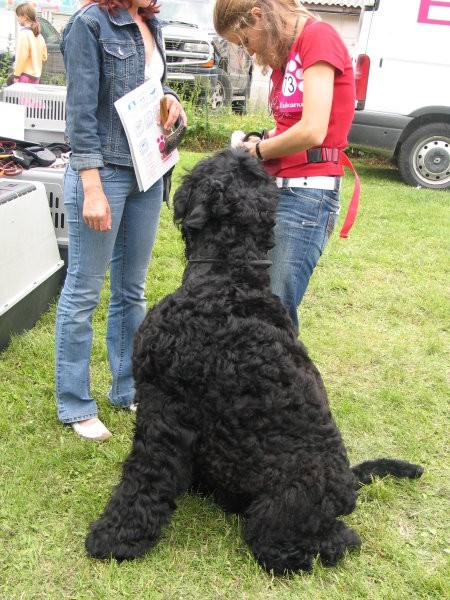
[289, 14, 301, 48]
[268, 14, 301, 116]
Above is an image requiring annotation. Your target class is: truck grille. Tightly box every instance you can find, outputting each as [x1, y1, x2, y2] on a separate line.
[163, 35, 213, 67]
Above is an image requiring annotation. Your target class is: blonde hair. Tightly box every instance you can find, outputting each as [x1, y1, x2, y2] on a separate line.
[213, 0, 316, 69]
[16, 3, 41, 37]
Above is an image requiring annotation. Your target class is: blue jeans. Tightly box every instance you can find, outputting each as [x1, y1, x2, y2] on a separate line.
[268, 181, 341, 330]
[55, 164, 163, 423]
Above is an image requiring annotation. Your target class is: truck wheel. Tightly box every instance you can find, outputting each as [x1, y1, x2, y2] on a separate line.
[210, 68, 232, 110]
[398, 122, 450, 190]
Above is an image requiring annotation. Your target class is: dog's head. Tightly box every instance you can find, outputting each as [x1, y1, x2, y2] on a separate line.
[173, 148, 279, 259]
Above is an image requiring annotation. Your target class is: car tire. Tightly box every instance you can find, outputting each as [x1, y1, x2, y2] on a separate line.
[397, 122, 450, 190]
[210, 68, 232, 110]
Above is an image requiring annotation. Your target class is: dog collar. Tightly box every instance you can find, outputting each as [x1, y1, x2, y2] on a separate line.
[188, 258, 272, 268]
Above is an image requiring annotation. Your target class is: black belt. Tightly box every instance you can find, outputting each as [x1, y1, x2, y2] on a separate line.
[306, 147, 340, 164]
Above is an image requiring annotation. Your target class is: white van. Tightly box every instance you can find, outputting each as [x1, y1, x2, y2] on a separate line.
[349, 0, 450, 190]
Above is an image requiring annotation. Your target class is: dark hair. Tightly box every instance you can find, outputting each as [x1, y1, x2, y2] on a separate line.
[87, 0, 160, 20]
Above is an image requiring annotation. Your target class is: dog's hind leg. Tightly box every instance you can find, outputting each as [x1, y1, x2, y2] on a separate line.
[243, 486, 321, 574]
[86, 388, 197, 561]
[242, 485, 360, 575]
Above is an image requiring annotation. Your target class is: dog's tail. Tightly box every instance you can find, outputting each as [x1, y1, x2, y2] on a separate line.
[351, 458, 424, 486]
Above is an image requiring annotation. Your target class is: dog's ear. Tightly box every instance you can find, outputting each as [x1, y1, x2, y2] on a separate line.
[173, 168, 211, 229]
[183, 202, 208, 230]
[174, 184, 209, 230]
[173, 186, 190, 223]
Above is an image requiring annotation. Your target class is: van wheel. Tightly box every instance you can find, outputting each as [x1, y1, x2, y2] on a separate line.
[210, 68, 232, 110]
[398, 123, 450, 190]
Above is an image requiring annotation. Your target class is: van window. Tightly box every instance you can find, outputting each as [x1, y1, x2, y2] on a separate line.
[38, 18, 60, 44]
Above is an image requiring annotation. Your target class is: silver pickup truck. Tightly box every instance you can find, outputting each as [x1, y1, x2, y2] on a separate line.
[162, 19, 218, 107]
[159, 0, 253, 112]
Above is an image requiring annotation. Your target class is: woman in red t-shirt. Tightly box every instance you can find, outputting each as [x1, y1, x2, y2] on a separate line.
[214, 0, 356, 330]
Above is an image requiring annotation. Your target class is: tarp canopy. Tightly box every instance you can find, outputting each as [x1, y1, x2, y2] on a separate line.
[0, 0, 81, 12]
[1, 0, 365, 10]
[306, 1, 364, 7]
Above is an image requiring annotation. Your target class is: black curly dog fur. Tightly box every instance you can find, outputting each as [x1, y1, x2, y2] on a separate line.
[86, 148, 423, 574]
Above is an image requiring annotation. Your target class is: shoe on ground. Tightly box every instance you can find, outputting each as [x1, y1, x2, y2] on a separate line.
[129, 403, 138, 413]
[72, 418, 112, 441]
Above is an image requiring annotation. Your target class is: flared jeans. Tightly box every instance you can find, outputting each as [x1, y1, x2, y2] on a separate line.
[55, 164, 163, 423]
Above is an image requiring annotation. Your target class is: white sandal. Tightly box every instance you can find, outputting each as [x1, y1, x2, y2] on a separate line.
[72, 419, 112, 441]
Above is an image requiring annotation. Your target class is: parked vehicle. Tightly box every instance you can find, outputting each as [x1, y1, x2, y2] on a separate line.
[159, 0, 253, 111]
[0, 9, 65, 84]
[160, 19, 218, 107]
[0, 3, 252, 112]
[34, 15, 65, 83]
[349, 0, 450, 190]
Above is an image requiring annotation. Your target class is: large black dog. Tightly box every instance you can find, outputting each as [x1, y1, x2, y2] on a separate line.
[86, 148, 423, 574]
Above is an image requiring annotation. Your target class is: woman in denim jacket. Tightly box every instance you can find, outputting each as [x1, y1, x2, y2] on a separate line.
[55, 0, 186, 441]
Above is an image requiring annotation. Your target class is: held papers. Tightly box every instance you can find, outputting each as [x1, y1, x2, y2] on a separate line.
[114, 78, 179, 192]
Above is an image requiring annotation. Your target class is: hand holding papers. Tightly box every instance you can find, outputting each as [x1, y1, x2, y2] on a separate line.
[114, 79, 179, 192]
[159, 97, 187, 154]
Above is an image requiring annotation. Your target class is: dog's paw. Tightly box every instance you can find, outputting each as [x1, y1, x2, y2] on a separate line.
[318, 521, 361, 567]
[85, 519, 151, 561]
[256, 549, 315, 576]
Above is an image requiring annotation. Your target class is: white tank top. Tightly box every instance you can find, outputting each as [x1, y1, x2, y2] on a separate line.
[145, 45, 164, 81]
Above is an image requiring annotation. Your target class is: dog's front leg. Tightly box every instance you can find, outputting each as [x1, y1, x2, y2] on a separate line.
[85, 391, 196, 560]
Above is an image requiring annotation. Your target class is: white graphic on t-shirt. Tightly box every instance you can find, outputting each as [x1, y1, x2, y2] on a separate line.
[279, 51, 304, 112]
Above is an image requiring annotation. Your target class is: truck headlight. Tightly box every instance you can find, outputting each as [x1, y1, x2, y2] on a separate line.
[182, 42, 209, 53]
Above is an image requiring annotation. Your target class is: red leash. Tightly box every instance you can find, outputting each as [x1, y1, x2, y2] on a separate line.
[339, 152, 360, 238]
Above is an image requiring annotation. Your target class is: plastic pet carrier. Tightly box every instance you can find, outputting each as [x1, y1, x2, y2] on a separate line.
[6, 167, 68, 262]
[0, 179, 64, 350]
[1, 83, 67, 144]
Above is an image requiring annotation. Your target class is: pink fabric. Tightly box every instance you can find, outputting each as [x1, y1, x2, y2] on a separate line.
[18, 74, 40, 84]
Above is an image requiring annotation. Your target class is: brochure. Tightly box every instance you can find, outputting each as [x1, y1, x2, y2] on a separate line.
[114, 78, 179, 192]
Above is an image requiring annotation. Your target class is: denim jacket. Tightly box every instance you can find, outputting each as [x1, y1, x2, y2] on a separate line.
[61, 5, 177, 170]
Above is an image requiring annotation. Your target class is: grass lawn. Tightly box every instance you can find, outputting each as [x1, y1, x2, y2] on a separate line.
[0, 151, 448, 599]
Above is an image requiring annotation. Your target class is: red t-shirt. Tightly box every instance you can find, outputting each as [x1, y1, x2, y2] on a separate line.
[266, 19, 355, 177]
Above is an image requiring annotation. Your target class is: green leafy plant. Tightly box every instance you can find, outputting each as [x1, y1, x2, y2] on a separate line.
[41, 72, 66, 86]
[0, 35, 14, 87]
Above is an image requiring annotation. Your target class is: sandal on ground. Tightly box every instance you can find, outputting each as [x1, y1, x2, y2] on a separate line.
[72, 418, 112, 441]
